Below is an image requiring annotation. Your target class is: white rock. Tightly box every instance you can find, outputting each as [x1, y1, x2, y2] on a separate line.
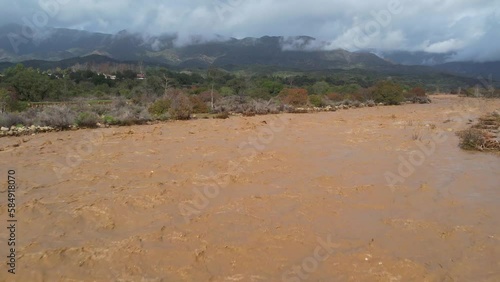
[1, 127, 8, 132]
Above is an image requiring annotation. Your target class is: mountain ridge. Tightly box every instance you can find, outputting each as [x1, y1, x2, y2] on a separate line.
[0, 24, 498, 80]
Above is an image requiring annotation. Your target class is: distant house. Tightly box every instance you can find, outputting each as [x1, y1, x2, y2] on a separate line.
[137, 73, 146, 80]
[102, 74, 117, 80]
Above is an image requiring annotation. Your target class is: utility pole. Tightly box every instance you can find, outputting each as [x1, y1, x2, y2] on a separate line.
[139, 61, 144, 75]
[208, 67, 217, 111]
[164, 75, 171, 97]
[211, 83, 214, 110]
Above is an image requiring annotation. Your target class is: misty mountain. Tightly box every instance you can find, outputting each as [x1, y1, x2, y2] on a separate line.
[0, 24, 498, 82]
[376, 50, 455, 66]
[433, 61, 500, 82]
[0, 24, 393, 71]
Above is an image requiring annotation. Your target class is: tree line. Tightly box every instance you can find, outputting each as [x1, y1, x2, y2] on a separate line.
[0, 63, 439, 112]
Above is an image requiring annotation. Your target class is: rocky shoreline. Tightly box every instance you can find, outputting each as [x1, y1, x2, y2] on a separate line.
[1, 125, 56, 137]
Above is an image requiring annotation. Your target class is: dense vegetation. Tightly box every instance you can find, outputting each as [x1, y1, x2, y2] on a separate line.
[0, 62, 498, 129]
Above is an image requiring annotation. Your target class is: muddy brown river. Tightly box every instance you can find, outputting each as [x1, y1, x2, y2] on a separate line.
[0, 95, 499, 281]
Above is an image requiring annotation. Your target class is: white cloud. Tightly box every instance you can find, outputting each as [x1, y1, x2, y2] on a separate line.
[423, 39, 465, 53]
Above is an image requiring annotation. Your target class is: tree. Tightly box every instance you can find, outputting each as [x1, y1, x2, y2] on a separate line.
[373, 80, 404, 105]
[207, 68, 229, 110]
[260, 79, 284, 97]
[219, 86, 234, 97]
[146, 75, 164, 96]
[4, 65, 52, 101]
[311, 81, 331, 95]
[0, 88, 8, 113]
[227, 77, 247, 96]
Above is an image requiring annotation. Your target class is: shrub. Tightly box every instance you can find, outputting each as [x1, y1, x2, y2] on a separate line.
[309, 95, 325, 107]
[199, 90, 220, 103]
[352, 101, 362, 108]
[373, 80, 404, 105]
[357, 87, 376, 101]
[457, 128, 487, 151]
[37, 106, 76, 129]
[0, 113, 26, 128]
[405, 87, 430, 103]
[190, 95, 210, 113]
[113, 108, 136, 126]
[91, 104, 110, 116]
[279, 88, 309, 106]
[327, 93, 343, 102]
[75, 112, 100, 128]
[214, 96, 248, 113]
[412, 96, 432, 104]
[112, 98, 128, 109]
[20, 108, 40, 126]
[366, 100, 376, 107]
[103, 115, 118, 125]
[169, 93, 192, 120]
[243, 111, 256, 117]
[215, 112, 230, 119]
[456, 112, 500, 151]
[148, 98, 171, 116]
[409, 87, 426, 97]
[112, 104, 151, 125]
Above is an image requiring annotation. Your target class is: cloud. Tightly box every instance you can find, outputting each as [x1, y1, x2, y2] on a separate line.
[0, 0, 499, 61]
[422, 39, 465, 53]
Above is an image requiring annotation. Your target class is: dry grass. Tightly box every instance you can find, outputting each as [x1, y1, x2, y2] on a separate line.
[412, 131, 422, 141]
[457, 111, 500, 151]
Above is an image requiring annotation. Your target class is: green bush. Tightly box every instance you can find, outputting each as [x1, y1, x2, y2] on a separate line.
[148, 99, 171, 116]
[75, 112, 100, 128]
[374, 80, 404, 105]
[103, 115, 118, 125]
[309, 95, 325, 107]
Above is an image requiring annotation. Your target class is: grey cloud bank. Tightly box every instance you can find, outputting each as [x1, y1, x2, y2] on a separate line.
[1, 0, 499, 62]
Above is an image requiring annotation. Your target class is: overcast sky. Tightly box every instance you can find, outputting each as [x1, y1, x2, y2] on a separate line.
[1, 0, 499, 61]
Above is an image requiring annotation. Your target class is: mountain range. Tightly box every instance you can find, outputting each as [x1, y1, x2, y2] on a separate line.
[0, 23, 499, 81]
